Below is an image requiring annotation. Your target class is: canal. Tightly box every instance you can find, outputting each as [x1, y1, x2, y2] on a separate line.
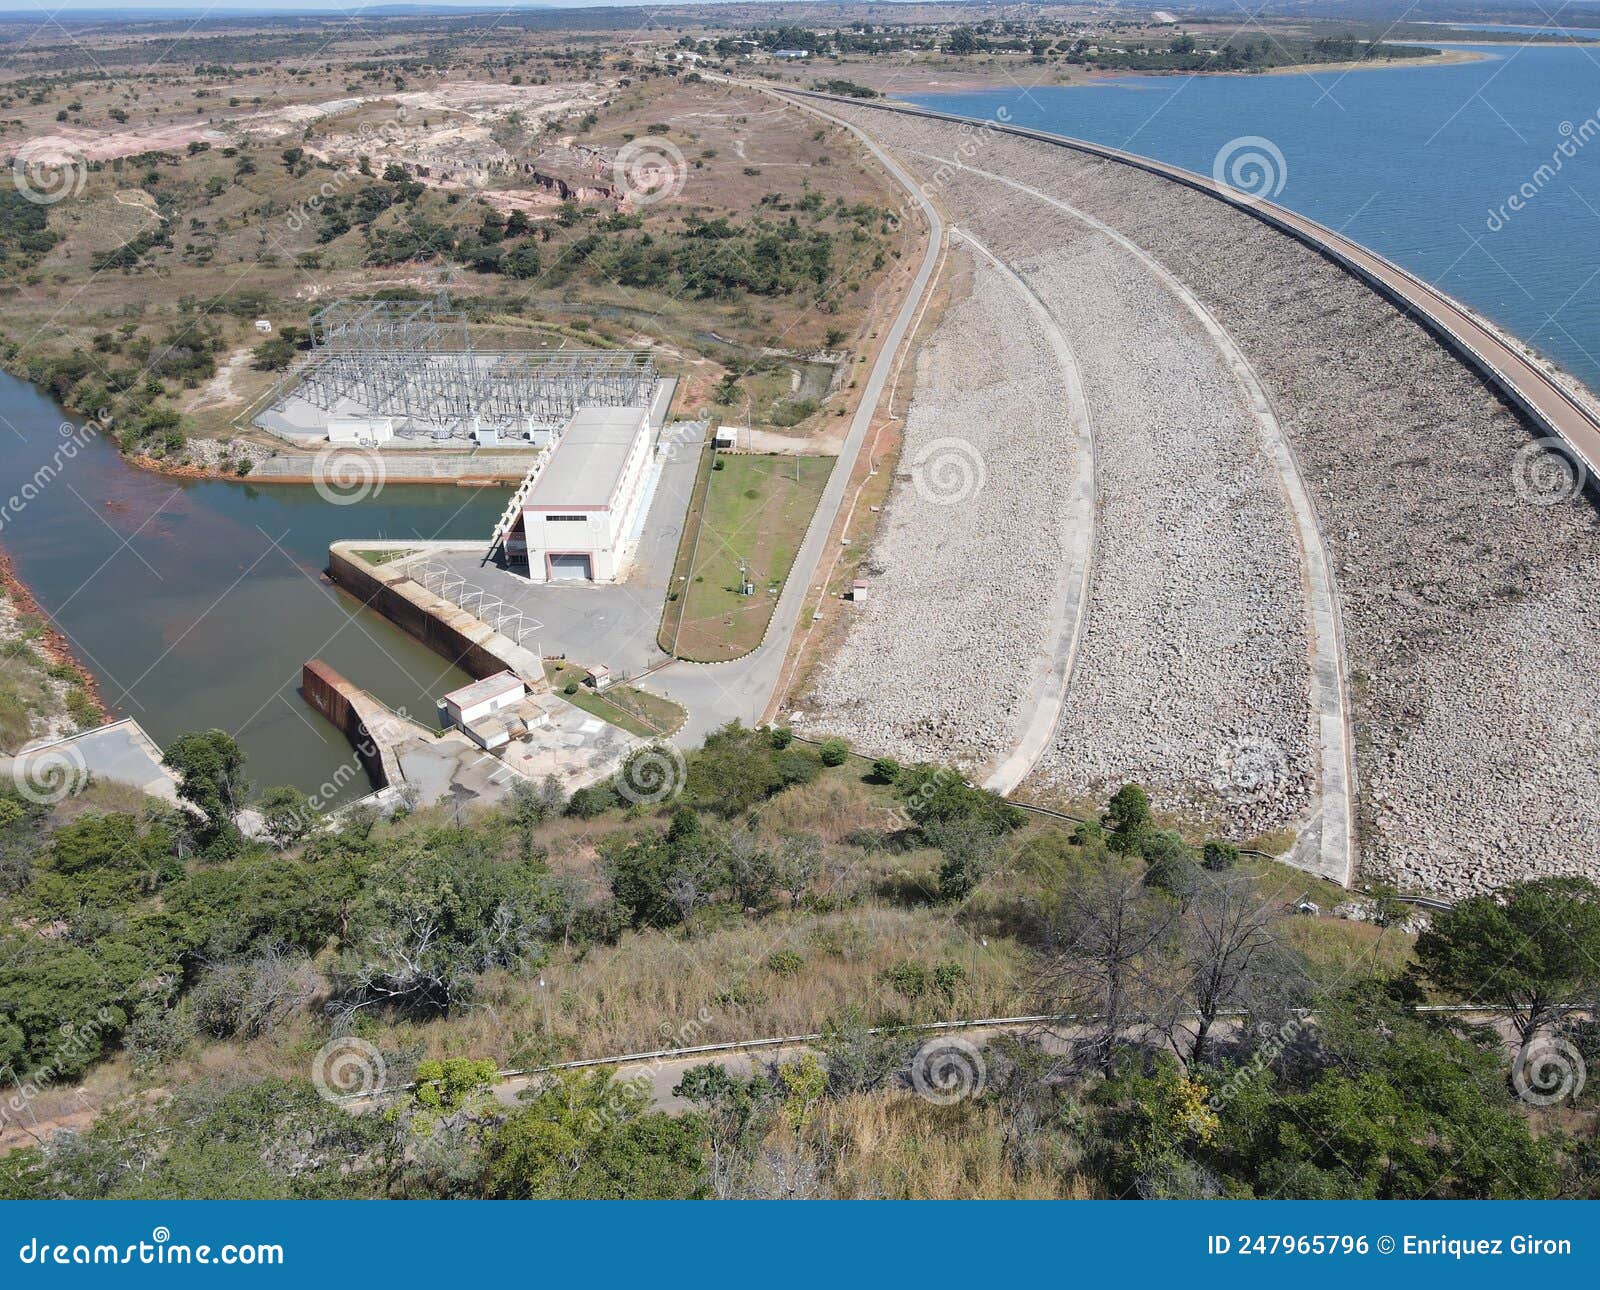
[0, 370, 505, 803]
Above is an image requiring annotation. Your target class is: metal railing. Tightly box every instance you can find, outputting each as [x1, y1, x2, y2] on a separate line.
[412, 560, 542, 648]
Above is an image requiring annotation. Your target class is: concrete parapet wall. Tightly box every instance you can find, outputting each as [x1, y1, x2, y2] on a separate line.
[302, 659, 402, 788]
[327, 542, 547, 690]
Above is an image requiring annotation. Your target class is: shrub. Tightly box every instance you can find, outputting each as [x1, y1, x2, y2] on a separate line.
[567, 782, 621, 818]
[769, 727, 794, 750]
[766, 949, 804, 976]
[883, 960, 931, 1000]
[818, 737, 850, 767]
[1201, 838, 1240, 871]
[870, 756, 901, 785]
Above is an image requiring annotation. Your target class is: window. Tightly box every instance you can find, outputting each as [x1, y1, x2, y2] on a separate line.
[545, 514, 587, 522]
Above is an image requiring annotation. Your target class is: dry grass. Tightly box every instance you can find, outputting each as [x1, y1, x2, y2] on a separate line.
[803, 1092, 1087, 1199]
[372, 903, 1031, 1065]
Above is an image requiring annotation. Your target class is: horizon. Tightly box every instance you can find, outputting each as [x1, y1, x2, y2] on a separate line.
[6, 0, 1600, 20]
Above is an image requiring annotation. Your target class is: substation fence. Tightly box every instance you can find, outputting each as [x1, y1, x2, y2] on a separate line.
[280, 297, 658, 429]
[412, 561, 543, 648]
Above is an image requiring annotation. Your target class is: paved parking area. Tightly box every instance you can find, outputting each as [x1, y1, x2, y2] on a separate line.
[0, 719, 182, 805]
[425, 428, 704, 681]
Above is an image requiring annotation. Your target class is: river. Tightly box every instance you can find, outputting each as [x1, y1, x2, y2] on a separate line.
[0, 371, 503, 802]
[905, 40, 1600, 392]
[8, 39, 1599, 798]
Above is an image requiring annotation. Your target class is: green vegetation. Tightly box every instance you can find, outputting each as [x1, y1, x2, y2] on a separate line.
[813, 79, 879, 99]
[542, 659, 684, 738]
[1, 723, 1597, 1199]
[666, 453, 834, 662]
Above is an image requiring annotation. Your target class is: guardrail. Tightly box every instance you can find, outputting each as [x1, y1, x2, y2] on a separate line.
[411, 560, 543, 647]
[788, 88, 1600, 491]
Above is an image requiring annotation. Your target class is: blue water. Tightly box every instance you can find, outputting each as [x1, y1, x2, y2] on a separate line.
[905, 42, 1600, 390]
[0, 371, 502, 800]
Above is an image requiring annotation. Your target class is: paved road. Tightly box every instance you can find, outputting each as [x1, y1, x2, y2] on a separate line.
[427, 427, 704, 683]
[641, 91, 947, 745]
[818, 92, 1600, 491]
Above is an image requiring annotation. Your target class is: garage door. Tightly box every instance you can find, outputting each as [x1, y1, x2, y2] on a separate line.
[549, 553, 592, 582]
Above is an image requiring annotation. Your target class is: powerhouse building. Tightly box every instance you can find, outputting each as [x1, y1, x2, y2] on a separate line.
[508, 406, 654, 582]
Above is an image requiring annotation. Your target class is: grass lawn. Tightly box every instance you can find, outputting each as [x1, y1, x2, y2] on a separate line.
[544, 659, 685, 739]
[349, 547, 414, 566]
[667, 453, 834, 662]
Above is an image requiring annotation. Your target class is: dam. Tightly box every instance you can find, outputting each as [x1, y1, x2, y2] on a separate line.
[795, 91, 1600, 899]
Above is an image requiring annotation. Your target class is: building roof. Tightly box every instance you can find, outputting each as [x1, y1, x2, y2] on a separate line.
[443, 670, 525, 710]
[525, 406, 649, 510]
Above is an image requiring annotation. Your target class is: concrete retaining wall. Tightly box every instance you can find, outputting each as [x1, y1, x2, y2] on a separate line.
[302, 659, 399, 787]
[327, 543, 547, 689]
[244, 453, 528, 484]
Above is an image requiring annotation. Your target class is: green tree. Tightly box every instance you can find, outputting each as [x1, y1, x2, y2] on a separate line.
[501, 243, 542, 278]
[258, 785, 317, 849]
[1414, 876, 1600, 1042]
[1101, 783, 1151, 854]
[947, 27, 980, 55]
[1229, 984, 1555, 1198]
[480, 1069, 706, 1198]
[163, 730, 249, 843]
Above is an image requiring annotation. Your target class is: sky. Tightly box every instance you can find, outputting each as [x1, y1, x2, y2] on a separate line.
[0, 0, 749, 12]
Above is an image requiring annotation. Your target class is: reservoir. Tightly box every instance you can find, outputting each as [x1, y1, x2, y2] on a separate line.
[7, 39, 1600, 800]
[0, 370, 502, 801]
[908, 40, 1600, 391]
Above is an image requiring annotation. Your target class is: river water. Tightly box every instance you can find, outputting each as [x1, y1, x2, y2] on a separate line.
[7, 39, 1600, 797]
[906, 40, 1600, 391]
[0, 372, 502, 801]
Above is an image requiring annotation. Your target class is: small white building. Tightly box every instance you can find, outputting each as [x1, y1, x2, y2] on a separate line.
[439, 671, 527, 749]
[519, 406, 653, 583]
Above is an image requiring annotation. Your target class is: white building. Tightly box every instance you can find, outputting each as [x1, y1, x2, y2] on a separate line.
[519, 405, 653, 582]
[438, 671, 527, 749]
